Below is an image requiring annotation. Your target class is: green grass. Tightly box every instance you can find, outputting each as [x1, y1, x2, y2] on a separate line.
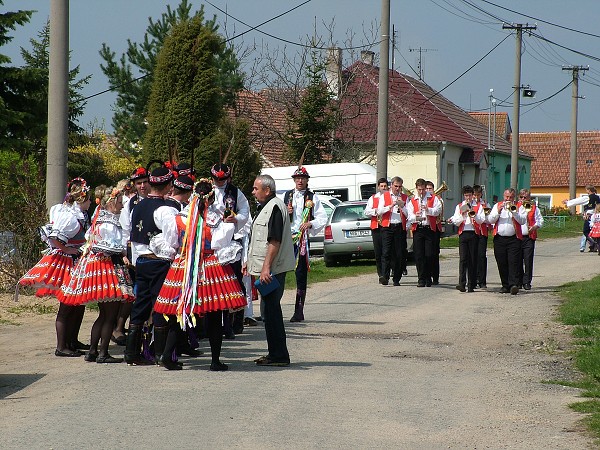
[556, 275, 600, 442]
[0, 316, 20, 326]
[285, 258, 377, 289]
[7, 302, 57, 315]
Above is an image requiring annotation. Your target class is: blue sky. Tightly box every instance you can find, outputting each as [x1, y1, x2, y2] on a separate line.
[3, 0, 600, 134]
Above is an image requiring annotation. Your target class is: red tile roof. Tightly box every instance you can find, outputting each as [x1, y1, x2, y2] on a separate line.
[469, 112, 511, 141]
[336, 61, 520, 163]
[520, 131, 600, 187]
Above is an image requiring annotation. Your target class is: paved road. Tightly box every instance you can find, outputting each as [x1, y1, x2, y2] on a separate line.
[0, 237, 594, 449]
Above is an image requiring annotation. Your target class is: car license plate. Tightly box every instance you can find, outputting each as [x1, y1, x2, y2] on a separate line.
[345, 229, 371, 238]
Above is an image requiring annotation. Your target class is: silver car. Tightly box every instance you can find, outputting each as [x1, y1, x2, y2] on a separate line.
[309, 194, 341, 254]
[323, 200, 375, 266]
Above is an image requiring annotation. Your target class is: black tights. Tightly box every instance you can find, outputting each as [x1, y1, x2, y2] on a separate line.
[55, 303, 86, 352]
[89, 302, 121, 357]
[206, 311, 223, 364]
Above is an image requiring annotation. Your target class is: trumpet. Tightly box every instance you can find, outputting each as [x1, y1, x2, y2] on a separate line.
[523, 201, 532, 211]
[468, 209, 477, 218]
[505, 202, 518, 213]
[483, 207, 492, 215]
[434, 181, 448, 196]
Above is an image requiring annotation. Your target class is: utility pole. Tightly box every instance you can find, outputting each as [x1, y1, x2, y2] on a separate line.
[562, 65, 589, 214]
[376, 0, 390, 181]
[47, 0, 70, 210]
[408, 46, 437, 81]
[503, 23, 536, 190]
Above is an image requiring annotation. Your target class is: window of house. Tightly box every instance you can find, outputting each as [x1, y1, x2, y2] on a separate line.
[530, 194, 551, 213]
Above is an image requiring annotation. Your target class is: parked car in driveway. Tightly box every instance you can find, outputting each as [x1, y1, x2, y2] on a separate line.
[309, 194, 341, 254]
[323, 200, 374, 266]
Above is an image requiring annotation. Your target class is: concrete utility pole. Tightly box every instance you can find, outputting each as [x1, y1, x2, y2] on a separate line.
[46, 0, 70, 210]
[503, 23, 536, 190]
[376, 0, 390, 182]
[563, 65, 589, 214]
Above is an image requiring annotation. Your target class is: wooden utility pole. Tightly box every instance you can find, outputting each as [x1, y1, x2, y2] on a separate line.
[47, 0, 70, 209]
[503, 23, 536, 190]
[562, 65, 589, 214]
[376, 0, 390, 181]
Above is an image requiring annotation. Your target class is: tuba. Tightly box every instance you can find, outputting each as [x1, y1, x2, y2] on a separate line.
[434, 181, 448, 196]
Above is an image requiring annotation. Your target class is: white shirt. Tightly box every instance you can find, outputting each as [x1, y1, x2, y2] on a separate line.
[449, 200, 485, 231]
[487, 202, 527, 236]
[406, 194, 442, 229]
[131, 204, 178, 265]
[520, 206, 544, 236]
[289, 189, 328, 236]
[213, 182, 250, 237]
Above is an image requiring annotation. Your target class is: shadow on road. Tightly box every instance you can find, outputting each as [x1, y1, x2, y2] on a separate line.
[0, 373, 46, 400]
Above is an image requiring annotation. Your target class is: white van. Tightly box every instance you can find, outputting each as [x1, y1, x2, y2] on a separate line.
[261, 163, 377, 202]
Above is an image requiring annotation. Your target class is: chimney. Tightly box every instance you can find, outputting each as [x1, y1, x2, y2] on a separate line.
[325, 47, 342, 99]
[360, 50, 375, 65]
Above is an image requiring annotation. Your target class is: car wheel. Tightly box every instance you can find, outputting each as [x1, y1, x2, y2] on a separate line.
[324, 255, 338, 267]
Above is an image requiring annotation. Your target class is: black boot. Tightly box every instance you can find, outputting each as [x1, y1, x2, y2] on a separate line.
[124, 324, 152, 366]
[158, 326, 182, 370]
[153, 326, 168, 365]
[232, 310, 244, 335]
[176, 325, 203, 357]
[290, 289, 305, 322]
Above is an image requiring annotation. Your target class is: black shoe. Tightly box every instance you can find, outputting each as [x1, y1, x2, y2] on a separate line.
[425, 281, 432, 287]
[210, 361, 229, 371]
[178, 348, 203, 357]
[510, 285, 519, 295]
[290, 315, 303, 323]
[244, 317, 258, 326]
[417, 282, 426, 288]
[233, 326, 244, 335]
[499, 287, 510, 294]
[467, 288, 475, 293]
[97, 354, 123, 364]
[55, 348, 82, 357]
[456, 284, 466, 292]
[432, 280, 439, 285]
[72, 341, 90, 351]
[393, 281, 400, 286]
[379, 276, 389, 286]
[84, 351, 98, 362]
[110, 334, 127, 346]
[159, 355, 183, 370]
[479, 283, 487, 289]
[223, 330, 236, 340]
[523, 284, 531, 290]
[256, 358, 290, 367]
[402, 268, 408, 276]
[125, 356, 154, 366]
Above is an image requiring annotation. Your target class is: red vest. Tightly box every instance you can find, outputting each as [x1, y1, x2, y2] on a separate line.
[399, 193, 408, 230]
[523, 203, 538, 240]
[370, 192, 393, 230]
[492, 201, 523, 239]
[410, 196, 437, 231]
[457, 201, 479, 235]
[471, 202, 488, 237]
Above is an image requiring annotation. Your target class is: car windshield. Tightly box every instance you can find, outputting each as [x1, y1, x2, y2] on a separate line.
[331, 205, 369, 222]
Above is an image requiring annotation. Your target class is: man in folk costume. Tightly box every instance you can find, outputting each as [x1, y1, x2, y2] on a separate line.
[406, 178, 442, 287]
[377, 176, 409, 286]
[113, 167, 149, 346]
[283, 166, 327, 322]
[124, 164, 178, 366]
[486, 188, 528, 295]
[426, 180, 444, 285]
[364, 178, 391, 284]
[211, 161, 250, 336]
[516, 188, 543, 290]
[447, 185, 485, 292]
[166, 174, 194, 211]
[473, 185, 491, 289]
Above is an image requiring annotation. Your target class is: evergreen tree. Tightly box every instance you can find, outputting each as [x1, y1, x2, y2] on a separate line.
[20, 20, 91, 136]
[100, 0, 243, 157]
[285, 52, 337, 164]
[0, 3, 45, 156]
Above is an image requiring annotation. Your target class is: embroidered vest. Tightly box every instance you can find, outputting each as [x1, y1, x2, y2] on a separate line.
[130, 197, 168, 245]
[284, 189, 315, 223]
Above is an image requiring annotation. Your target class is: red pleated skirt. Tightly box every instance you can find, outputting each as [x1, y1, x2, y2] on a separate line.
[154, 254, 246, 316]
[19, 249, 75, 298]
[57, 253, 135, 305]
[590, 223, 600, 239]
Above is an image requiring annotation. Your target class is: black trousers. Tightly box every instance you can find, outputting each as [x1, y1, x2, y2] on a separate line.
[294, 243, 309, 290]
[381, 224, 404, 283]
[131, 257, 171, 325]
[262, 272, 290, 363]
[476, 234, 488, 286]
[413, 226, 435, 285]
[431, 228, 441, 283]
[371, 227, 384, 277]
[458, 231, 478, 289]
[493, 235, 522, 289]
[520, 236, 536, 286]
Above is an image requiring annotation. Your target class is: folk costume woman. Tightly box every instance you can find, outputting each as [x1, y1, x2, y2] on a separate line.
[588, 204, 600, 251]
[154, 179, 246, 371]
[19, 178, 91, 357]
[58, 186, 134, 363]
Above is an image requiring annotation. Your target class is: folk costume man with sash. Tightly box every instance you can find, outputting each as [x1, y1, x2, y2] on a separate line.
[406, 178, 442, 287]
[517, 188, 544, 290]
[486, 188, 527, 295]
[211, 162, 250, 336]
[364, 178, 390, 284]
[283, 166, 327, 322]
[447, 185, 485, 293]
[473, 185, 491, 289]
[125, 165, 178, 366]
[378, 176, 409, 286]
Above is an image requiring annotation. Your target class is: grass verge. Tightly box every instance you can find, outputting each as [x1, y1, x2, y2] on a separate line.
[557, 275, 600, 441]
[286, 258, 377, 290]
[7, 302, 57, 315]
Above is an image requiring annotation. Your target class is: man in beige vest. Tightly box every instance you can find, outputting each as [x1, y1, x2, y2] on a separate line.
[245, 175, 295, 366]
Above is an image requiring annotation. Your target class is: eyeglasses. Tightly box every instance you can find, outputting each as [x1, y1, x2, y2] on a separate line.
[519, 196, 527, 199]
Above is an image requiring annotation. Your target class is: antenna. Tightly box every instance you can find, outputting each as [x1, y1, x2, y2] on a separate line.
[408, 46, 437, 81]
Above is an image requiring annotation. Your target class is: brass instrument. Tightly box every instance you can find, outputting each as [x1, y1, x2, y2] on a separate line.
[523, 201, 532, 211]
[483, 207, 492, 215]
[402, 186, 414, 197]
[434, 181, 448, 196]
[506, 202, 518, 213]
[468, 209, 477, 218]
